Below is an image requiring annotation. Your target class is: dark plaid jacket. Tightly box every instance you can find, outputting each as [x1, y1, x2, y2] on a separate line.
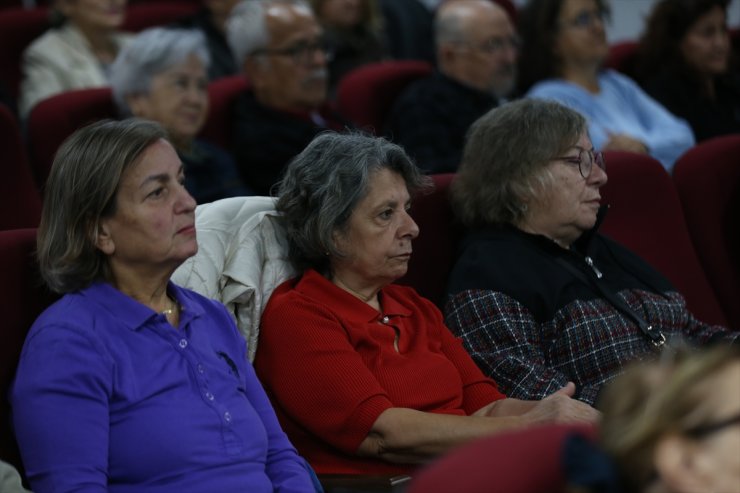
[444, 223, 736, 406]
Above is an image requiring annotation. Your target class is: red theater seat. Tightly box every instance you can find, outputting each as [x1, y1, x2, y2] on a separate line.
[599, 151, 727, 327]
[673, 134, 740, 329]
[0, 105, 42, 230]
[201, 75, 250, 149]
[0, 228, 57, 476]
[336, 60, 433, 134]
[26, 87, 116, 188]
[0, 7, 49, 100]
[397, 173, 460, 308]
[408, 423, 596, 493]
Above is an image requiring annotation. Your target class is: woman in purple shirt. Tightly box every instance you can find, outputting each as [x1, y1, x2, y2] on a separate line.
[11, 119, 317, 493]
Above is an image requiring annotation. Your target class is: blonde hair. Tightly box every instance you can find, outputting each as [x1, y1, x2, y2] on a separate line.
[598, 344, 740, 491]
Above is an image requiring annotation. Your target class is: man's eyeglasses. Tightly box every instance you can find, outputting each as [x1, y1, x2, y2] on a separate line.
[555, 148, 606, 179]
[561, 8, 608, 29]
[460, 35, 520, 56]
[253, 39, 334, 65]
[684, 411, 740, 439]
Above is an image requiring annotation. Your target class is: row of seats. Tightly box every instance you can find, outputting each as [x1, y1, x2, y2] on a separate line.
[0, 1, 201, 100]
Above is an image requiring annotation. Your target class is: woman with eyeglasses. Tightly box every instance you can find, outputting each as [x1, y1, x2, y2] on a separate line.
[516, 0, 695, 173]
[444, 99, 737, 408]
[566, 343, 740, 493]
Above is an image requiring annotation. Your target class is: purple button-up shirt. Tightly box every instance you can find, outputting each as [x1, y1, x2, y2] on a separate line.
[12, 281, 315, 493]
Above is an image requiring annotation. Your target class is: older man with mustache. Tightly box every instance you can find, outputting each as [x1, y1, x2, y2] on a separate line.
[227, 0, 349, 195]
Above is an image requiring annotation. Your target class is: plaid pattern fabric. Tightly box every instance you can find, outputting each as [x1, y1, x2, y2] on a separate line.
[445, 288, 735, 405]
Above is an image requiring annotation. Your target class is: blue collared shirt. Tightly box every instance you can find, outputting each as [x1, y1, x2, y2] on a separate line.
[12, 281, 314, 493]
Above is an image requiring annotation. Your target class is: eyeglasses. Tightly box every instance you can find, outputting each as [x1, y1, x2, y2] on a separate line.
[253, 38, 334, 65]
[555, 148, 606, 178]
[561, 8, 608, 29]
[459, 35, 520, 56]
[685, 411, 740, 439]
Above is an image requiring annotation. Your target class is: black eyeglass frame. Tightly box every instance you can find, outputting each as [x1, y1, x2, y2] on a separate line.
[251, 38, 334, 65]
[554, 148, 606, 179]
[684, 411, 740, 438]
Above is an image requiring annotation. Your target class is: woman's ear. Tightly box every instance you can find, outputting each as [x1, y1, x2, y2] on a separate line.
[95, 221, 115, 256]
[653, 434, 706, 493]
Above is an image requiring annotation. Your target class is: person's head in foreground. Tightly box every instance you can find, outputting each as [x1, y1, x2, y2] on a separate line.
[452, 98, 607, 248]
[599, 344, 740, 493]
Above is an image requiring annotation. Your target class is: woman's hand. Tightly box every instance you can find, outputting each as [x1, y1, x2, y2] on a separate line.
[602, 133, 649, 154]
[479, 382, 600, 424]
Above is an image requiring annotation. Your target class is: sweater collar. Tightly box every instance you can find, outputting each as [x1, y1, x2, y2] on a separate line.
[296, 269, 413, 323]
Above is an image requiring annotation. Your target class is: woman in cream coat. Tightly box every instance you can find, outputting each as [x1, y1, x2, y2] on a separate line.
[19, 0, 130, 118]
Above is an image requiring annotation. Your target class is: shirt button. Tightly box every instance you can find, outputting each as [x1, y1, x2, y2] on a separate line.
[205, 391, 214, 401]
[178, 339, 188, 349]
[224, 411, 232, 422]
[381, 316, 390, 324]
[197, 364, 205, 374]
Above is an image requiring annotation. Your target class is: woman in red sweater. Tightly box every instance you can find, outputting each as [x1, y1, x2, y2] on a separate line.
[254, 132, 599, 475]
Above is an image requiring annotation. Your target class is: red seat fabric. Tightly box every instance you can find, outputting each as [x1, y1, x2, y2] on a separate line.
[604, 40, 638, 78]
[673, 134, 740, 329]
[336, 60, 433, 134]
[599, 151, 728, 327]
[0, 105, 41, 229]
[26, 87, 116, 188]
[200, 75, 250, 149]
[0, 7, 49, 100]
[122, 1, 199, 32]
[0, 228, 56, 475]
[407, 423, 596, 493]
[397, 173, 460, 308]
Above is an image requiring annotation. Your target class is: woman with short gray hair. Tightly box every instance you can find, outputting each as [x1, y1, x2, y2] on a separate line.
[445, 98, 737, 408]
[110, 27, 248, 204]
[254, 131, 598, 475]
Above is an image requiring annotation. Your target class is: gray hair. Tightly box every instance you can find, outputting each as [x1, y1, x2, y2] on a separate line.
[110, 27, 210, 116]
[226, 0, 312, 68]
[37, 119, 168, 294]
[452, 99, 587, 227]
[435, 0, 503, 50]
[276, 131, 432, 275]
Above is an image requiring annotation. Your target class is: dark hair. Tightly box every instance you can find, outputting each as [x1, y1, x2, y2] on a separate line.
[516, 0, 610, 94]
[37, 119, 168, 293]
[277, 131, 431, 275]
[635, 0, 730, 82]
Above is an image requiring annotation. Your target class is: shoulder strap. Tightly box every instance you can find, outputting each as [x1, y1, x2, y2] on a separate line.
[554, 255, 666, 347]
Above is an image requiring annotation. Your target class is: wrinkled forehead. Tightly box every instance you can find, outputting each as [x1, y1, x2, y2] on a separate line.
[265, 3, 321, 47]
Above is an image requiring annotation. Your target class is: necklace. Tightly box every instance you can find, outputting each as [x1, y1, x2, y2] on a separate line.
[160, 297, 179, 316]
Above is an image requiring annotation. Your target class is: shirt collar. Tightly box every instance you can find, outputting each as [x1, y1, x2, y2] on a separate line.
[80, 281, 205, 331]
[296, 269, 413, 324]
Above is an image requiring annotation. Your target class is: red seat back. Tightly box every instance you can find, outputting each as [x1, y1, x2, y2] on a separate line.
[0, 228, 56, 474]
[26, 87, 116, 188]
[336, 60, 433, 134]
[673, 134, 740, 329]
[0, 105, 42, 229]
[122, 1, 199, 31]
[0, 7, 50, 100]
[201, 75, 250, 148]
[408, 423, 596, 493]
[397, 174, 461, 308]
[604, 40, 638, 78]
[599, 151, 727, 326]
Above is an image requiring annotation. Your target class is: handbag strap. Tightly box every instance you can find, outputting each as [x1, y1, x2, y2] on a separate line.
[555, 255, 666, 347]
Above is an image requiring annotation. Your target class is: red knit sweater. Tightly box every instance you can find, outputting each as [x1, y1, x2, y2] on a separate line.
[254, 269, 505, 475]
